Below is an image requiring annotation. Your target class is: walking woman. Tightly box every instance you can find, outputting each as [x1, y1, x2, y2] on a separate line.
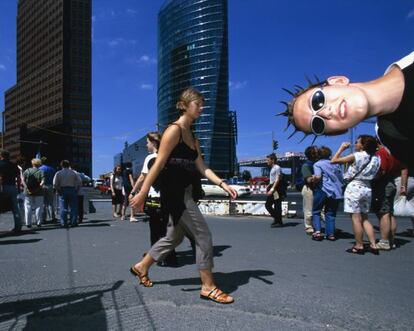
[331, 135, 380, 254]
[130, 87, 237, 304]
[110, 165, 124, 218]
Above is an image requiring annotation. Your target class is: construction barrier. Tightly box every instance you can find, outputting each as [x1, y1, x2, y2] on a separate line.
[89, 199, 298, 218]
[198, 199, 297, 217]
[248, 185, 268, 195]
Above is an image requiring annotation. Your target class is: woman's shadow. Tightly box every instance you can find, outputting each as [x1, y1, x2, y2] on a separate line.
[174, 245, 231, 267]
[154, 269, 274, 294]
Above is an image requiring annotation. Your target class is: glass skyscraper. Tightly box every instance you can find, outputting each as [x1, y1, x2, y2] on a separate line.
[158, 0, 236, 177]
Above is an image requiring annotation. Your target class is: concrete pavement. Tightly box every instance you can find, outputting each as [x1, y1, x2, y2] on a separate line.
[0, 209, 413, 330]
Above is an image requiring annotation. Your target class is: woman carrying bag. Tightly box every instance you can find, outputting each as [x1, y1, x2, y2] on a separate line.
[331, 135, 380, 254]
[130, 87, 237, 304]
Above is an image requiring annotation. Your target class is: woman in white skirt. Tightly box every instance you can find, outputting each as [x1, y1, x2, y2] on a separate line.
[332, 135, 380, 254]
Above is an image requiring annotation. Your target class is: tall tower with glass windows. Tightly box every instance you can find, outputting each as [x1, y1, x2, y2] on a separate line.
[158, 0, 235, 177]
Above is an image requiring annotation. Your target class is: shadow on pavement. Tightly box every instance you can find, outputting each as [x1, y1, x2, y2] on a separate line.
[174, 245, 231, 267]
[154, 269, 274, 294]
[0, 281, 124, 331]
[281, 221, 300, 227]
[0, 238, 42, 245]
[396, 230, 414, 238]
[0, 230, 37, 238]
[28, 220, 113, 231]
[79, 223, 111, 228]
[394, 237, 411, 247]
[335, 228, 354, 240]
[85, 219, 114, 224]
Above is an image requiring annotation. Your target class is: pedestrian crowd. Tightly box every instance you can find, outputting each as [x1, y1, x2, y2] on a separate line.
[2, 62, 414, 305]
[299, 136, 414, 255]
[0, 152, 85, 232]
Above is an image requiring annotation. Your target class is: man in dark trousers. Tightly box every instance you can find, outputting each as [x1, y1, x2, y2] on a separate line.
[265, 153, 284, 228]
[0, 149, 22, 233]
[53, 160, 82, 228]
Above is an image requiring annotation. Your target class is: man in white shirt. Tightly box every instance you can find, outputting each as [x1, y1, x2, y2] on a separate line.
[265, 153, 283, 228]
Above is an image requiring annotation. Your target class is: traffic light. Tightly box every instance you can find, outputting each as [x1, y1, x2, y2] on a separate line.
[273, 140, 278, 150]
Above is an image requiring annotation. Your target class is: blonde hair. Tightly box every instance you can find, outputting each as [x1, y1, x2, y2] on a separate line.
[31, 158, 42, 167]
[175, 87, 205, 115]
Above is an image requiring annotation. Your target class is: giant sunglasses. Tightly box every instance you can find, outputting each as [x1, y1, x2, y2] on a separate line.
[309, 88, 327, 135]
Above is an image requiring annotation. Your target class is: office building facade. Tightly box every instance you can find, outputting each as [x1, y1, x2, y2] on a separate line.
[113, 137, 148, 177]
[158, 0, 236, 177]
[3, 0, 92, 175]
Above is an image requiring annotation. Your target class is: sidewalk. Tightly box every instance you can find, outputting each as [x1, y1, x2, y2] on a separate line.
[0, 210, 413, 330]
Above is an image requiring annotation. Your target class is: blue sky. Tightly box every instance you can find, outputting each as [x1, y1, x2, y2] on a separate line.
[1, 0, 414, 177]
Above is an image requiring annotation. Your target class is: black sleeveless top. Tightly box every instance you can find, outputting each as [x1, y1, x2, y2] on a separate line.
[377, 62, 414, 172]
[160, 123, 202, 225]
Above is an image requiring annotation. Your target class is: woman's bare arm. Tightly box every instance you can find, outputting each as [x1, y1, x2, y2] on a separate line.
[331, 142, 355, 164]
[194, 140, 237, 199]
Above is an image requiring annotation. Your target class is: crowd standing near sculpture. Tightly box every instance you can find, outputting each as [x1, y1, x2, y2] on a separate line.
[1, 82, 414, 305]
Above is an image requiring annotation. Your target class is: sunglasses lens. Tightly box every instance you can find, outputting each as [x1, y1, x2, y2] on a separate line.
[311, 116, 325, 135]
[311, 90, 325, 111]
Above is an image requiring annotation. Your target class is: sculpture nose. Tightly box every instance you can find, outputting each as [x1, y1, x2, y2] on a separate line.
[316, 105, 333, 119]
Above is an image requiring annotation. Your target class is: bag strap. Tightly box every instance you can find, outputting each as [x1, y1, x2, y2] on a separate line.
[348, 156, 372, 182]
[169, 123, 183, 142]
[28, 169, 41, 181]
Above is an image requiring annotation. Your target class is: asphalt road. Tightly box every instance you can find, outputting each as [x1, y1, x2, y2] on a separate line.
[0, 207, 413, 330]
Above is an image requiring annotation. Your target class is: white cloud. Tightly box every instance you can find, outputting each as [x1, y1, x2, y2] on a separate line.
[140, 83, 154, 90]
[93, 8, 118, 22]
[0, 64, 6, 71]
[229, 80, 247, 90]
[138, 55, 157, 64]
[108, 39, 120, 47]
[126, 9, 138, 16]
[408, 9, 414, 19]
[113, 132, 133, 141]
[94, 8, 138, 22]
[126, 54, 157, 66]
[107, 38, 137, 48]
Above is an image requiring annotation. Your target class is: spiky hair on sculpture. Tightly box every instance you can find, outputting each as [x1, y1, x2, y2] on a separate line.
[277, 76, 327, 143]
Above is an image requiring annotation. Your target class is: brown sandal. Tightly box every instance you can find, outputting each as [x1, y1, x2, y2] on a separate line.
[200, 287, 234, 304]
[129, 266, 153, 287]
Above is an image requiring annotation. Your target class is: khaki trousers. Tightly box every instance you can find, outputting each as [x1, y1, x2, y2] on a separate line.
[148, 186, 214, 270]
[302, 185, 314, 230]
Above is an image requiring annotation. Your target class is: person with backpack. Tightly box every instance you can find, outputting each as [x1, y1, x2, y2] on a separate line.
[310, 146, 344, 241]
[39, 157, 57, 222]
[23, 158, 45, 228]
